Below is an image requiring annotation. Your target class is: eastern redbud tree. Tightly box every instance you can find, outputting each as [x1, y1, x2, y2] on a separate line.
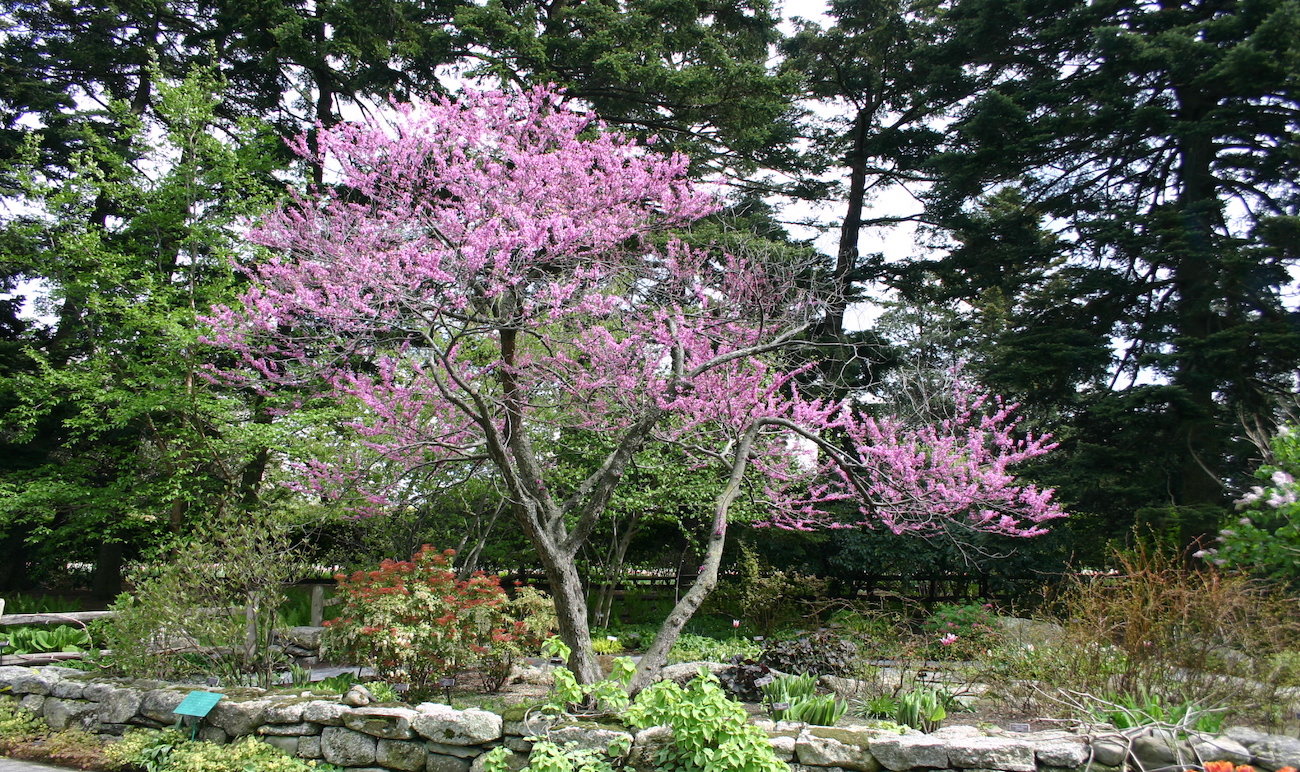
[205, 87, 1064, 689]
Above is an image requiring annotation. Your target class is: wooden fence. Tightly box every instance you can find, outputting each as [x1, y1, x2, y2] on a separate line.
[0, 584, 342, 666]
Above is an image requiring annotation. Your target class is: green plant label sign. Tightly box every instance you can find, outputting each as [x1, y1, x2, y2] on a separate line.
[174, 691, 223, 718]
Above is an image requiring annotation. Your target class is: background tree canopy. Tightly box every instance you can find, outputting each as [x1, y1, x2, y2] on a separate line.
[0, 0, 1296, 597]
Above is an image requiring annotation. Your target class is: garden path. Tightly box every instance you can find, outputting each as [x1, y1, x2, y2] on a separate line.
[0, 758, 71, 771]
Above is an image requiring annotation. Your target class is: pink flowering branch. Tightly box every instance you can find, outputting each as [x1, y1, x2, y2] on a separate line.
[203, 86, 1064, 687]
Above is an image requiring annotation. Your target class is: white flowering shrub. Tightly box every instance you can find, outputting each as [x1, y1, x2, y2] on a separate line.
[1198, 425, 1300, 587]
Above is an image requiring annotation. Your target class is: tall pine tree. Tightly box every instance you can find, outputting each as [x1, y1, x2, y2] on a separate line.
[912, 0, 1300, 544]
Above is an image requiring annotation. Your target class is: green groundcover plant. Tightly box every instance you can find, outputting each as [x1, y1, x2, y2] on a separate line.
[105, 729, 342, 772]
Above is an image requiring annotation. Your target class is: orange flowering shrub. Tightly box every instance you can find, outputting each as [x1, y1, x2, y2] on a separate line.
[324, 546, 555, 696]
[1199, 763, 1288, 772]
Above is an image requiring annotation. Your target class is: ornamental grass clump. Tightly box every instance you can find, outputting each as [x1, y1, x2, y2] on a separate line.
[982, 542, 1300, 727]
[325, 545, 555, 696]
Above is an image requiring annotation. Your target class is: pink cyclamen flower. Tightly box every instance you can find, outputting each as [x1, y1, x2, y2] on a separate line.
[940, 633, 959, 646]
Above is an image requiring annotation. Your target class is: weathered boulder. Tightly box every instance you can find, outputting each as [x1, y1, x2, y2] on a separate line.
[426, 755, 472, 772]
[298, 735, 323, 759]
[503, 737, 533, 753]
[285, 626, 325, 649]
[377, 738, 428, 771]
[41, 697, 98, 730]
[509, 665, 554, 687]
[8, 669, 60, 695]
[208, 697, 271, 737]
[545, 724, 634, 753]
[321, 725, 378, 766]
[257, 722, 319, 736]
[931, 726, 984, 740]
[81, 681, 119, 701]
[628, 726, 674, 770]
[820, 675, 874, 699]
[1250, 735, 1300, 770]
[49, 679, 86, 700]
[302, 699, 352, 726]
[1224, 726, 1270, 747]
[412, 703, 503, 745]
[1130, 728, 1186, 769]
[1089, 736, 1130, 767]
[503, 711, 560, 738]
[198, 726, 229, 744]
[868, 732, 950, 770]
[95, 723, 133, 737]
[796, 731, 880, 772]
[769, 735, 798, 762]
[97, 687, 143, 724]
[344, 706, 420, 739]
[139, 688, 188, 722]
[947, 736, 1036, 772]
[1191, 736, 1252, 766]
[261, 736, 300, 755]
[656, 661, 729, 685]
[1034, 738, 1090, 768]
[264, 699, 307, 724]
[425, 742, 486, 759]
[0, 666, 35, 688]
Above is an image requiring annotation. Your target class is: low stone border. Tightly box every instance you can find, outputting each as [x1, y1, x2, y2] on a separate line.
[2, 666, 1298, 772]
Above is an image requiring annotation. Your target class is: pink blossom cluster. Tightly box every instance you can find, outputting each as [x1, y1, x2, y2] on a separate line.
[203, 86, 1064, 536]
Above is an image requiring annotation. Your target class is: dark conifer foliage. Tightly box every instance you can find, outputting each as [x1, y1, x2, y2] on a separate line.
[906, 0, 1300, 547]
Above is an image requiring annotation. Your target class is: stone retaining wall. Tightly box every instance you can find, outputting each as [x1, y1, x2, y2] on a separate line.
[2, 666, 1298, 772]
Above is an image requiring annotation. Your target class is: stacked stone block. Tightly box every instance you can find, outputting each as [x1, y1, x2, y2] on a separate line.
[2, 666, 1297, 772]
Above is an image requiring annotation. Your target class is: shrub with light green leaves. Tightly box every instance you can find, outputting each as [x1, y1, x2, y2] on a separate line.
[624, 671, 786, 772]
[483, 738, 628, 772]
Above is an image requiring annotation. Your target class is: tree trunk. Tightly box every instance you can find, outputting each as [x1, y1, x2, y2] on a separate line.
[824, 107, 871, 340]
[92, 541, 124, 600]
[537, 546, 602, 683]
[590, 514, 640, 629]
[1170, 84, 1225, 509]
[630, 426, 759, 692]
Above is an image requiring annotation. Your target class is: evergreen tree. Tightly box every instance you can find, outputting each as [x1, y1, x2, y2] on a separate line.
[909, 0, 1300, 544]
[454, 0, 803, 179]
